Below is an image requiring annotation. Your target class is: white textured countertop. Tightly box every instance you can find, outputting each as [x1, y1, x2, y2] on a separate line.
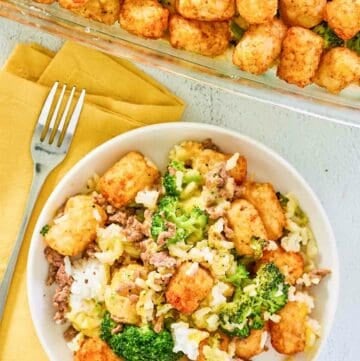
[1, 16, 359, 361]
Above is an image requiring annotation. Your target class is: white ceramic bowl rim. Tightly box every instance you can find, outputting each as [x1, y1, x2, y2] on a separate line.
[27, 122, 339, 361]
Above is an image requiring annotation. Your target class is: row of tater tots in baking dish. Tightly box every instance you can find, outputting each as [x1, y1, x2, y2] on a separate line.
[35, 0, 360, 93]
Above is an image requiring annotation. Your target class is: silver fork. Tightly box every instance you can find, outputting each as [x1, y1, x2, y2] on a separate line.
[0, 82, 86, 322]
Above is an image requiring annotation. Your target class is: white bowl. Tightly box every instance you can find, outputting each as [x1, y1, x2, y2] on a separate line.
[27, 122, 339, 361]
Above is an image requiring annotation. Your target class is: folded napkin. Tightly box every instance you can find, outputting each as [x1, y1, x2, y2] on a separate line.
[0, 41, 184, 360]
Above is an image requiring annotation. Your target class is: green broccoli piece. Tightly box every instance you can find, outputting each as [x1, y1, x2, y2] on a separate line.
[346, 32, 360, 55]
[219, 263, 289, 338]
[276, 192, 289, 208]
[312, 22, 344, 49]
[255, 263, 289, 314]
[250, 237, 266, 259]
[224, 264, 250, 288]
[162, 160, 202, 198]
[151, 196, 208, 245]
[100, 311, 118, 343]
[40, 224, 50, 236]
[292, 205, 309, 227]
[230, 21, 245, 42]
[106, 325, 182, 361]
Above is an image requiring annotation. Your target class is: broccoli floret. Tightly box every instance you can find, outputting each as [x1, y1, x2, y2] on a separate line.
[106, 325, 182, 361]
[230, 20, 245, 42]
[292, 205, 309, 227]
[163, 160, 203, 198]
[151, 196, 208, 245]
[256, 263, 289, 314]
[224, 264, 249, 288]
[250, 237, 266, 259]
[346, 32, 360, 55]
[40, 224, 50, 236]
[100, 311, 118, 343]
[276, 192, 289, 208]
[219, 263, 289, 338]
[312, 22, 344, 49]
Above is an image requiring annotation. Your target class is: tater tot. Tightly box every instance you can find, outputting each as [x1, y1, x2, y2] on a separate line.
[235, 328, 267, 359]
[227, 199, 268, 256]
[119, 0, 169, 39]
[236, 0, 277, 24]
[198, 333, 230, 360]
[243, 182, 285, 240]
[258, 248, 304, 285]
[279, 0, 326, 28]
[277, 27, 324, 87]
[192, 149, 228, 175]
[313, 47, 360, 93]
[176, 0, 235, 21]
[59, 0, 120, 25]
[169, 15, 230, 57]
[98, 151, 160, 208]
[228, 155, 247, 184]
[325, 0, 360, 40]
[105, 265, 147, 324]
[75, 337, 120, 361]
[270, 301, 308, 355]
[192, 149, 247, 183]
[166, 262, 214, 314]
[233, 19, 287, 75]
[45, 195, 107, 256]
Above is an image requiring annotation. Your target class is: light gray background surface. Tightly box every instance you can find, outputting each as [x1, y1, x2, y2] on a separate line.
[0, 16, 359, 360]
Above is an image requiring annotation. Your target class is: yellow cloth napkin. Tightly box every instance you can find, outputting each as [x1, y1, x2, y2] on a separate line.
[0, 41, 184, 360]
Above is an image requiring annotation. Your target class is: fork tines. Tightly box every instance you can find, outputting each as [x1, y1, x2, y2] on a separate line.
[38, 82, 86, 147]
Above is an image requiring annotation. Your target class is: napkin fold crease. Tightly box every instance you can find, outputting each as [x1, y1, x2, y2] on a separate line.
[0, 41, 184, 360]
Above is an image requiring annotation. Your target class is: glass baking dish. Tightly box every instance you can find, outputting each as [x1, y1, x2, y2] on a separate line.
[1, 0, 359, 127]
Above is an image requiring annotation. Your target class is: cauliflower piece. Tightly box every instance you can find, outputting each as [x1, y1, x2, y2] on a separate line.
[136, 289, 155, 324]
[226, 199, 268, 257]
[98, 151, 160, 208]
[66, 258, 109, 336]
[233, 19, 287, 75]
[74, 337, 120, 361]
[135, 189, 159, 209]
[166, 262, 214, 314]
[171, 322, 209, 360]
[70, 258, 109, 302]
[277, 27, 324, 87]
[313, 47, 360, 93]
[59, 0, 120, 25]
[202, 345, 232, 361]
[119, 0, 169, 38]
[45, 195, 107, 256]
[169, 15, 230, 57]
[325, 0, 360, 40]
[258, 247, 304, 285]
[279, 0, 326, 28]
[236, 0, 277, 24]
[243, 182, 286, 240]
[95, 224, 125, 265]
[270, 301, 309, 355]
[192, 307, 220, 332]
[234, 329, 268, 360]
[176, 0, 235, 21]
[104, 264, 147, 324]
[66, 298, 104, 337]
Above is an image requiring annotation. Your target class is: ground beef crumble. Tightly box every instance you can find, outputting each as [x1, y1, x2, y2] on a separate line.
[63, 325, 78, 342]
[44, 247, 73, 323]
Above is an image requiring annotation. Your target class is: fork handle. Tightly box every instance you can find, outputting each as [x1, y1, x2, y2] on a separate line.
[0, 164, 50, 322]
